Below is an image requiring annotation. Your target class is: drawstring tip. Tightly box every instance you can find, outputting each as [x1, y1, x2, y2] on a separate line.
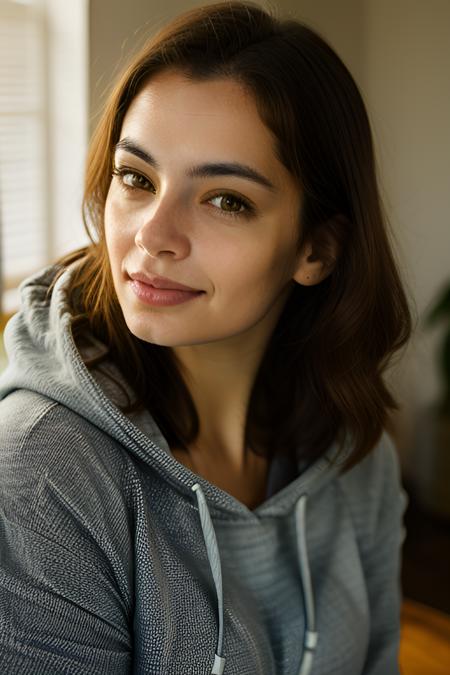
[211, 653, 226, 674]
[304, 629, 319, 650]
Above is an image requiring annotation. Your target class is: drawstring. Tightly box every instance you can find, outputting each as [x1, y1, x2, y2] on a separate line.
[192, 483, 226, 675]
[192, 484, 319, 675]
[295, 495, 319, 675]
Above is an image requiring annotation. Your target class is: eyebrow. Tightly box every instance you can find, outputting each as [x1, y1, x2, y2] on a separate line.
[114, 137, 277, 192]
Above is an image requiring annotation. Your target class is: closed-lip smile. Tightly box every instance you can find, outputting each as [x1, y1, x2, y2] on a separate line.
[128, 271, 203, 292]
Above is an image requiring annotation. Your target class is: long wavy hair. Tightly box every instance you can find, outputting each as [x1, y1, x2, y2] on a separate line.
[52, 1, 414, 472]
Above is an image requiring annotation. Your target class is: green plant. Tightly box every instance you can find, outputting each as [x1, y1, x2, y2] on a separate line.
[425, 280, 450, 416]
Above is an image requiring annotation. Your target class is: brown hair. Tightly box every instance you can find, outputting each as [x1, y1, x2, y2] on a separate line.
[54, 1, 414, 472]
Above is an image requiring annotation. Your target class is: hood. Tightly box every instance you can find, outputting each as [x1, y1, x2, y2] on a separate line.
[1, 262, 354, 675]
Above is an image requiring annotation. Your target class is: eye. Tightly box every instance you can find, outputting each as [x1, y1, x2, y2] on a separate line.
[207, 193, 254, 218]
[112, 166, 154, 192]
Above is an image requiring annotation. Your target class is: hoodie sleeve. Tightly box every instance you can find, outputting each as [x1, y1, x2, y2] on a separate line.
[343, 432, 408, 675]
[0, 392, 133, 674]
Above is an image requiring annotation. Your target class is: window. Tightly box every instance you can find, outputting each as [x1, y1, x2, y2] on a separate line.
[0, 0, 48, 314]
[0, 0, 89, 317]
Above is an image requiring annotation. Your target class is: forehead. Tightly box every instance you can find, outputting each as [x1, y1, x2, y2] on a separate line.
[119, 70, 287, 182]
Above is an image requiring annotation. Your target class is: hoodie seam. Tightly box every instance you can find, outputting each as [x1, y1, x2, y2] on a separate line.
[10, 394, 60, 446]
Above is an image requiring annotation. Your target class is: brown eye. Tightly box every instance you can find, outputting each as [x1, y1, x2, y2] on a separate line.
[112, 167, 154, 192]
[126, 173, 151, 190]
[209, 193, 247, 214]
[219, 195, 244, 212]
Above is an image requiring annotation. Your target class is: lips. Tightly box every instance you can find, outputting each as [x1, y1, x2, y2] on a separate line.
[128, 271, 202, 292]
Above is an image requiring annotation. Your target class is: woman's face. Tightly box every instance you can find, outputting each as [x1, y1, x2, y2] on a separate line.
[105, 69, 303, 349]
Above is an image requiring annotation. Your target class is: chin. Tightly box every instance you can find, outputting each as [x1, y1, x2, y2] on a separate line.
[121, 315, 194, 347]
[123, 319, 234, 349]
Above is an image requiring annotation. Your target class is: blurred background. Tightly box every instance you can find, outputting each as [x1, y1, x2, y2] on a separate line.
[0, 0, 449, 671]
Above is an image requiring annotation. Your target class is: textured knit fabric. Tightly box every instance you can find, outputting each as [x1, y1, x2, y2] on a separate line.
[0, 264, 408, 675]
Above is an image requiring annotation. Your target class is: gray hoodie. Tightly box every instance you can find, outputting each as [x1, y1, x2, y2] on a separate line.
[0, 263, 408, 675]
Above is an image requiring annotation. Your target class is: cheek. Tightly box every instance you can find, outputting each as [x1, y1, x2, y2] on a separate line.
[223, 234, 294, 293]
[104, 195, 131, 265]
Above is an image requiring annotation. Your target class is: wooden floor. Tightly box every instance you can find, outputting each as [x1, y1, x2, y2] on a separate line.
[400, 599, 450, 674]
[399, 485, 450, 674]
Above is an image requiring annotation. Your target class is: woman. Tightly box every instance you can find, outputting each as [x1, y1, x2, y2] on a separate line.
[0, 2, 413, 673]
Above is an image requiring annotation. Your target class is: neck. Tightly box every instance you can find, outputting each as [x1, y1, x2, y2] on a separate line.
[170, 283, 292, 467]
[172, 330, 267, 468]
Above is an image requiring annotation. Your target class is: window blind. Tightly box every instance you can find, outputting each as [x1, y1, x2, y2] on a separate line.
[0, 0, 47, 312]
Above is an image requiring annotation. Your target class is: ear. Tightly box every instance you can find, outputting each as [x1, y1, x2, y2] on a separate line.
[292, 216, 344, 287]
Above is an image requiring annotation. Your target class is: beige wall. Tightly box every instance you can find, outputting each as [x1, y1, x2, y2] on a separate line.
[278, 0, 365, 84]
[362, 0, 450, 472]
[89, 0, 365, 122]
[89, 0, 205, 130]
[88, 0, 450, 472]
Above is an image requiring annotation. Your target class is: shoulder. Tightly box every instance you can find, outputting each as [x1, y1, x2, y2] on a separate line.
[336, 431, 408, 550]
[338, 430, 402, 498]
[0, 389, 135, 639]
[0, 389, 135, 542]
[0, 388, 129, 472]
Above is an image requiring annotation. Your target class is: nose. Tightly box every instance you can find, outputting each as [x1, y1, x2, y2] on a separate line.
[134, 195, 191, 260]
